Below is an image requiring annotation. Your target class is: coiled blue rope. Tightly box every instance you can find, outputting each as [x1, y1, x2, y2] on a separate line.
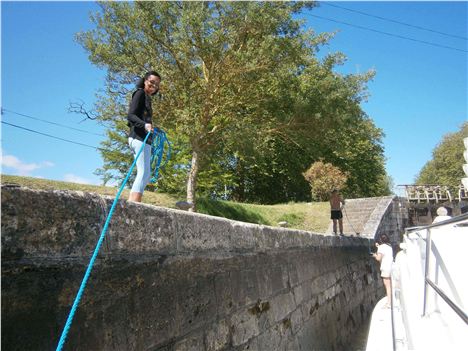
[149, 128, 171, 185]
[56, 131, 152, 351]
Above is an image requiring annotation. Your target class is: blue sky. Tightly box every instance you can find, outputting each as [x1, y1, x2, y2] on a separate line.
[1, 1, 467, 193]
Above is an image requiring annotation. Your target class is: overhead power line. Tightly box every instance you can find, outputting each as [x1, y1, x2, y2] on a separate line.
[321, 2, 468, 41]
[2, 121, 103, 150]
[307, 14, 468, 53]
[1, 108, 104, 137]
[2, 121, 122, 154]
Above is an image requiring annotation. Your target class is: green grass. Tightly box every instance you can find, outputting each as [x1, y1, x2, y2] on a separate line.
[233, 201, 330, 232]
[1, 174, 330, 232]
[1, 174, 177, 208]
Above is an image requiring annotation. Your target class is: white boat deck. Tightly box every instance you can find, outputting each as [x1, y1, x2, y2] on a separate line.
[366, 217, 468, 351]
[366, 298, 395, 350]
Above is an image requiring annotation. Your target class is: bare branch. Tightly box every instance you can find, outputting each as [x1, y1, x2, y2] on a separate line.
[68, 100, 99, 122]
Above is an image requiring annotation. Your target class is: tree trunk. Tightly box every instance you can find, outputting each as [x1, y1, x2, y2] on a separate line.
[232, 157, 245, 202]
[186, 149, 199, 212]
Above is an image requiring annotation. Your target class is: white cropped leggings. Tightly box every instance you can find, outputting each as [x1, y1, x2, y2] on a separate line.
[128, 137, 152, 193]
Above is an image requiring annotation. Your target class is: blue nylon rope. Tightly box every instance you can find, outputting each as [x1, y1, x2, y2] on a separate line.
[56, 131, 151, 351]
[149, 128, 171, 185]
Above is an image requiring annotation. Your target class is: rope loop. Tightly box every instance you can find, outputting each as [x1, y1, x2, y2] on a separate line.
[150, 128, 172, 185]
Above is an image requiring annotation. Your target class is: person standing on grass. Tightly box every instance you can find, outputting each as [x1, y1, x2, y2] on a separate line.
[127, 71, 161, 203]
[372, 234, 393, 308]
[330, 189, 345, 235]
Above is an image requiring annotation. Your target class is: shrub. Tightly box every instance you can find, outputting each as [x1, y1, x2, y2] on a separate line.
[303, 161, 348, 201]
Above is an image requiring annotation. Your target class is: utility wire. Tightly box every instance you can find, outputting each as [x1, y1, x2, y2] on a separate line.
[1, 108, 104, 137]
[2, 121, 122, 153]
[1, 121, 108, 151]
[321, 2, 468, 41]
[307, 14, 468, 53]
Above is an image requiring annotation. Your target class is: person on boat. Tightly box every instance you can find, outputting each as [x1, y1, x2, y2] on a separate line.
[372, 234, 393, 308]
[330, 189, 345, 235]
[432, 206, 451, 223]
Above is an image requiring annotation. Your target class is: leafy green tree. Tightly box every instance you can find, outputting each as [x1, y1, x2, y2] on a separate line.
[77, 1, 329, 210]
[416, 122, 468, 188]
[77, 1, 389, 206]
[222, 52, 390, 202]
[292, 56, 389, 198]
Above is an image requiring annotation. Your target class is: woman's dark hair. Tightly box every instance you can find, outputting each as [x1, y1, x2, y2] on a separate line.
[379, 234, 390, 244]
[136, 71, 162, 95]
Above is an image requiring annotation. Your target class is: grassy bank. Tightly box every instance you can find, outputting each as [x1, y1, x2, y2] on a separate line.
[1, 174, 329, 232]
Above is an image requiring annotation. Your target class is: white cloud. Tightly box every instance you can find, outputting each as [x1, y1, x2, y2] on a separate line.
[63, 173, 95, 185]
[1, 153, 54, 176]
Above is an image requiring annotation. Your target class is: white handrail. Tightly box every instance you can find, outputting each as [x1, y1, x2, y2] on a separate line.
[406, 213, 468, 325]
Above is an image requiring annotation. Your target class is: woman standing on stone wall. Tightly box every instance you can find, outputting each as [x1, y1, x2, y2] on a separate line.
[127, 71, 161, 203]
[372, 234, 393, 308]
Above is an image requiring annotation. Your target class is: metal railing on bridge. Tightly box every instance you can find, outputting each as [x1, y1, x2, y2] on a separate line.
[400, 184, 468, 203]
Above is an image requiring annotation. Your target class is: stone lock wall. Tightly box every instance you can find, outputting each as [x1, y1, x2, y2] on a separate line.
[1, 186, 383, 351]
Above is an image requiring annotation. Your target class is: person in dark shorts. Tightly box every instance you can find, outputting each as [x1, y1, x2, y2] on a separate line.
[330, 189, 345, 235]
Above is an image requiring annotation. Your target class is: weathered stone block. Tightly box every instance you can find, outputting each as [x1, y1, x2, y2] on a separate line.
[290, 307, 303, 335]
[255, 322, 291, 351]
[268, 292, 296, 323]
[205, 319, 230, 351]
[230, 308, 260, 346]
[173, 331, 204, 351]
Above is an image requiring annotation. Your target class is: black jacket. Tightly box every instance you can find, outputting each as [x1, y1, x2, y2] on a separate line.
[127, 89, 153, 144]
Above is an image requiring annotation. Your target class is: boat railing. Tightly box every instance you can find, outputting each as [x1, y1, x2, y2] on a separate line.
[405, 213, 468, 325]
